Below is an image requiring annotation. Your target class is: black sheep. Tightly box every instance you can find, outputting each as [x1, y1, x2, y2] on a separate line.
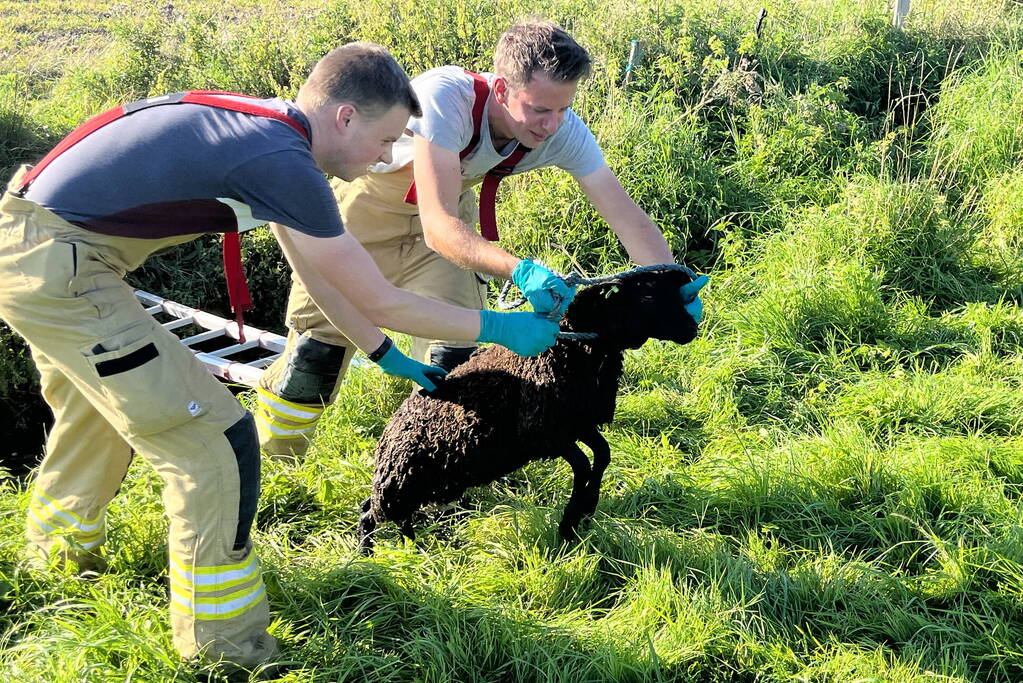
[358, 266, 702, 552]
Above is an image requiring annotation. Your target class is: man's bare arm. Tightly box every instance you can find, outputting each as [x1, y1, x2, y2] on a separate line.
[412, 134, 520, 278]
[271, 223, 481, 351]
[577, 164, 675, 266]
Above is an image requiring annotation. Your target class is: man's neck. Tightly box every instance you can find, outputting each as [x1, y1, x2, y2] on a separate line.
[486, 94, 514, 150]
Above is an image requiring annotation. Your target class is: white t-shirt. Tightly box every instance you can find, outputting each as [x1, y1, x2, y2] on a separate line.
[373, 66, 605, 180]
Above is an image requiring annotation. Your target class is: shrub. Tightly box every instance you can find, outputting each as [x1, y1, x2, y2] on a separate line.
[969, 169, 1023, 295]
[927, 49, 1023, 197]
[0, 323, 37, 395]
[729, 80, 871, 206]
[498, 94, 756, 275]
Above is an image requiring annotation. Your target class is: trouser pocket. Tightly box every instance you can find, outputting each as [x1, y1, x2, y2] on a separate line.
[82, 321, 208, 437]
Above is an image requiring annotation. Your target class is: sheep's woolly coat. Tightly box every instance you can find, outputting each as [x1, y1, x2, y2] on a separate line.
[364, 267, 699, 544]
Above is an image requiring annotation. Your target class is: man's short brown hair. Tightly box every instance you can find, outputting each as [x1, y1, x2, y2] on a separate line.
[493, 20, 592, 90]
[298, 42, 422, 118]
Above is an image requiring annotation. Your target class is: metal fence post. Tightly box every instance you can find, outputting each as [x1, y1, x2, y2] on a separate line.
[893, 0, 910, 28]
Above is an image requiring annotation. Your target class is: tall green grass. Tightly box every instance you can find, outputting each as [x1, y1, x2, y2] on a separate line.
[3, 0, 1023, 680]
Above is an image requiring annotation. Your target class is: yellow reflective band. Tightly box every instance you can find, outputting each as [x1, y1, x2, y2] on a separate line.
[27, 512, 56, 535]
[171, 580, 266, 620]
[256, 400, 321, 425]
[169, 548, 257, 576]
[29, 515, 104, 549]
[31, 492, 103, 531]
[169, 573, 262, 603]
[255, 387, 324, 420]
[170, 563, 260, 593]
[255, 414, 317, 438]
[254, 405, 319, 429]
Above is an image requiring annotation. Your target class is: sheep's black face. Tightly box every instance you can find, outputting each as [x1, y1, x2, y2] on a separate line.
[564, 269, 700, 350]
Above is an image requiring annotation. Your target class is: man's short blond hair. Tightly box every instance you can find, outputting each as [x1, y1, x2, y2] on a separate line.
[493, 20, 592, 90]
[298, 42, 422, 118]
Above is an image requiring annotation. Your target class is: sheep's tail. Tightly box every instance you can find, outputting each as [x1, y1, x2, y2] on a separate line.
[358, 496, 377, 555]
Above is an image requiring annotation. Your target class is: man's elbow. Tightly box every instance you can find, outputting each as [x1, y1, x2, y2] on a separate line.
[421, 227, 441, 252]
[419, 216, 452, 254]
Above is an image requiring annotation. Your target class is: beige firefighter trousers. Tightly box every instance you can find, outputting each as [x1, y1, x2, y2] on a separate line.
[0, 168, 276, 668]
[256, 165, 487, 457]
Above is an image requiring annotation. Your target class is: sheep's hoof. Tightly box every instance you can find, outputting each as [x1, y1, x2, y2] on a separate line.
[358, 529, 376, 556]
[397, 520, 416, 541]
[558, 518, 583, 543]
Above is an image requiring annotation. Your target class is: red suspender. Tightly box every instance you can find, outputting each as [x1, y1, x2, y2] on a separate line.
[402, 72, 488, 205]
[180, 91, 310, 138]
[18, 91, 311, 342]
[17, 105, 127, 191]
[221, 231, 252, 337]
[477, 143, 529, 241]
[404, 70, 531, 241]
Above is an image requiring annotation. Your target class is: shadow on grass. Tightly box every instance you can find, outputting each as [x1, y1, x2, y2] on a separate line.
[591, 470, 1023, 681]
[266, 559, 764, 682]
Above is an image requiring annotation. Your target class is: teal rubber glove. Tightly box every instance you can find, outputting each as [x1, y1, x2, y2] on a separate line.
[680, 275, 710, 323]
[372, 338, 447, 392]
[477, 309, 560, 356]
[511, 259, 576, 318]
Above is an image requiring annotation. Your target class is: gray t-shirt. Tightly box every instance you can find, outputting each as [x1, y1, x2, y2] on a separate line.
[375, 66, 605, 179]
[24, 95, 343, 239]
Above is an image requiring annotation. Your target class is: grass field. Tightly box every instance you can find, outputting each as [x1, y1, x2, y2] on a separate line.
[2, 0, 1023, 680]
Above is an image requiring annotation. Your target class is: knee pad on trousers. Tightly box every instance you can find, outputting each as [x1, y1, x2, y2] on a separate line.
[224, 413, 260, 551]
[270, 336, 348, 404]
[429, 345, 476, 372]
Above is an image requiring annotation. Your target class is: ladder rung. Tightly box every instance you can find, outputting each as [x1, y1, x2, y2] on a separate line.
[245, 354, 281, 368]
[162, 317, 194, 331]
[180, 328, 227, 346]
[207, 340, 259, 358]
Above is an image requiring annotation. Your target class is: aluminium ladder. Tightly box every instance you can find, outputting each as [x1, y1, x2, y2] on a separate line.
[135, 289, 284, 387]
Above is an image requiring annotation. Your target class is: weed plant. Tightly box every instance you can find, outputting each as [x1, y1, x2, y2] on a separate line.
[2, 0, 1023, 680]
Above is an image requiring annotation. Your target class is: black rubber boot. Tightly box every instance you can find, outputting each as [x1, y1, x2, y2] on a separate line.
[428, 345, 476, 372]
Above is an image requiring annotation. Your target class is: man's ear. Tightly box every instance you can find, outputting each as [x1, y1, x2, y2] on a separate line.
[334, 103, 356, 131]
[492, 77, 508, 105]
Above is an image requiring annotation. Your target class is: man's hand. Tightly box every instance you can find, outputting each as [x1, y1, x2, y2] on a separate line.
[477, 309, 560, 356]
[373, 340, 448, 392]
[680, 275, 710, 323]
[511, 260, 576, 319]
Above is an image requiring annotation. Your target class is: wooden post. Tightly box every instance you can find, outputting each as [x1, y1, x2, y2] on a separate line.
[893, 0, 910, 28]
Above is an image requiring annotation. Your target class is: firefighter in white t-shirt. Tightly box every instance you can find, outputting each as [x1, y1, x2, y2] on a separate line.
[256, 20, 704, 457]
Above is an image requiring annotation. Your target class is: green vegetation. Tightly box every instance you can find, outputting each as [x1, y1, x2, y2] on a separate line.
[2, 0, 1023, 679]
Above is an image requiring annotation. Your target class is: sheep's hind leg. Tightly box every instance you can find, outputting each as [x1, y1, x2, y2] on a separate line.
[558, 443, 593, 541]
[397, 519, 416, 542]
[358, 497, 376, 555]
[579, 427, 611, 520]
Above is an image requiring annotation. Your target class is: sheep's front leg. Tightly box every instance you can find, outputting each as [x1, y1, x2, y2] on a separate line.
[358, 496, 376, 555]
[579, 427, 611, 520]
[558, 443, 593, 540]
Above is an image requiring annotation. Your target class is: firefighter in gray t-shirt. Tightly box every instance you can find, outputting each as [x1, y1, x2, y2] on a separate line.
[0, 42, 561, 674]
[256, 20, 704, 457]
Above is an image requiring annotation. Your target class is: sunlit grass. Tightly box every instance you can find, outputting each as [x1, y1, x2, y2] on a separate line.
[3, 0, 1023, 680]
